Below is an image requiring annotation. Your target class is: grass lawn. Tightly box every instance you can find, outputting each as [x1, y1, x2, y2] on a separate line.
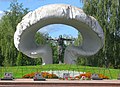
[0, 64, 119, 79]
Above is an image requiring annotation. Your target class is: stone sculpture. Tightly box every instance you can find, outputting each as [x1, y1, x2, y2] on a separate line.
[14, 4, 104, 64]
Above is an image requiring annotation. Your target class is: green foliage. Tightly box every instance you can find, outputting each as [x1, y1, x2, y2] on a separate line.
[52, 45, 59, 64]
[82, 0, 120, 68]
[35, 32, 48, 45]
[0, 0, 30, 66]
[74, 32, 83, 46]
[16, 52, 22, 66]
[0, 0, 45, 66]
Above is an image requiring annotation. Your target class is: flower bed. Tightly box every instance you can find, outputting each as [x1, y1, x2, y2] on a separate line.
[22, 72, 58, 79]
[79, 72, 109, 79]
[22, 71, 109, 80]
[22, 72, 35, 78]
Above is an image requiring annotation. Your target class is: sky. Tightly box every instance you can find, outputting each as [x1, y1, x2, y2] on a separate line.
[0, 0, 83, 38]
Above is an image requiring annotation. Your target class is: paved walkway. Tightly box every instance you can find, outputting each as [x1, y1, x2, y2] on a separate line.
[0, 79, 120, 87]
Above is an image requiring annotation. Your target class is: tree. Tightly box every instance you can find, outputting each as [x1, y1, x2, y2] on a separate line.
[82, 0, 120, 68]
[74, 32, 83, 46]
[0, 0, 29, 66]
[16, 52, 22, 66]
[35, 32, 48, 45]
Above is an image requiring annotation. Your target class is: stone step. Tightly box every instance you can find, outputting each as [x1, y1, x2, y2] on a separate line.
[0, 79, 120, 87]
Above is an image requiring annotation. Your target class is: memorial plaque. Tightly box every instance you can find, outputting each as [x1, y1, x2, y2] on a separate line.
[33, 73, 46, 81]
[1, 72, 14, 80]
[91, 74, 103, 80]
[63, 73, 70, 80]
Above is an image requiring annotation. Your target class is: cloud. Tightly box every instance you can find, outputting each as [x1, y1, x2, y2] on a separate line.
[0, 11, 4, 14]
[38, 24, 78, 38]
[0, 11, 4, 19]
[39, 24, 60, 34]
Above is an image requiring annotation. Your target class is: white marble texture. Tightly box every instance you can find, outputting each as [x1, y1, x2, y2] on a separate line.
[14, 4, 104, 64]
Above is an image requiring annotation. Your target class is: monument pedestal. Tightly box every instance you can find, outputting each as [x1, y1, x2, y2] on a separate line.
[91, 74, 103, 80]
[33, 73, 46, 81]
[1, 78, 13, 80]
[1, 72, 14, 80]
[34, 78, 46, 81]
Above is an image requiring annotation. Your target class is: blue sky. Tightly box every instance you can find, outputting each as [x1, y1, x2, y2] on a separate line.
[0, 0, 83, 38]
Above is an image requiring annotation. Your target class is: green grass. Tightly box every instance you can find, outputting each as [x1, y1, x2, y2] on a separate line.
[0, 64, 119, 79]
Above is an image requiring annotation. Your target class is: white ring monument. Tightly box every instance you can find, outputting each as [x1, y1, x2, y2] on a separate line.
[14, 4, 104, 64]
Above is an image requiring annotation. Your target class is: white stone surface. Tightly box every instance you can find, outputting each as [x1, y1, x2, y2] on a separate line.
[42, 70, 84, 78]
[14, 4, 104, 64]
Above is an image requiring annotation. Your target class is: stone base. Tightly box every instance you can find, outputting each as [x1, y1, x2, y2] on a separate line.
[1, 78, 13, 80]
[34, 78, 46, 81]
[118, 78, 120, 80]
[92, 78, 103, 80]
